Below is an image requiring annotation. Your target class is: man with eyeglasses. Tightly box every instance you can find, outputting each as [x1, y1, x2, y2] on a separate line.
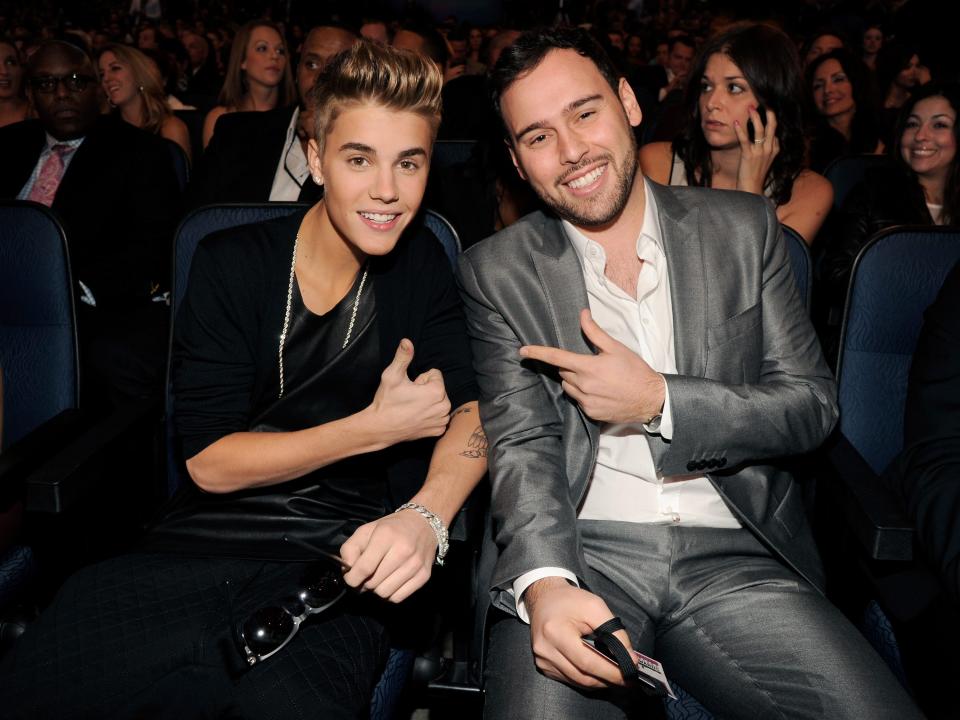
[0, 40, 181, 406]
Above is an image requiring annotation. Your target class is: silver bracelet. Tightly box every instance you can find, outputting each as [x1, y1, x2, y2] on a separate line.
[395, 502, 449, 566]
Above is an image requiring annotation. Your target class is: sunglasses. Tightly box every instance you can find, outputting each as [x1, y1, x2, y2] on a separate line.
[237, 554, 349, 666]
[29, 73, 96, 94]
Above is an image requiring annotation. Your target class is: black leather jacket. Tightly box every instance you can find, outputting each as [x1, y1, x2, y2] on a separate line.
[820, 165, 932, 307]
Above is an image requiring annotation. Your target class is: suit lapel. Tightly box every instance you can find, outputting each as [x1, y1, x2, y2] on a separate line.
[528, 214, 599, 456]
[649, 183, 706, 378]
[529, 215, 593, 356]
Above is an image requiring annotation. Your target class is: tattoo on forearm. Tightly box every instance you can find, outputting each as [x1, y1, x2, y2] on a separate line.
[452, 407, 473, 419]
[459, 425, 488, 459]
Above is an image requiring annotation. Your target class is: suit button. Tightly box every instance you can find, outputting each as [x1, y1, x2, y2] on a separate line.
[718, 457, 727, 467]
[707, 459, 717, 469]
[686, 461, 697, 472]
[697, 460, 708, 471]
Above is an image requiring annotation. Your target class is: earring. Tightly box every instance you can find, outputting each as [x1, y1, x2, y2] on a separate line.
[138, 84, 145, 93]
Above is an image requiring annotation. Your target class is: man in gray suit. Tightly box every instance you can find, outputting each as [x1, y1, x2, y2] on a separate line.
[457, 28, 921, 718]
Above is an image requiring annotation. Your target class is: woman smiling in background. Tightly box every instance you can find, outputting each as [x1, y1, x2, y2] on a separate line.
[98, 44, 191, 162]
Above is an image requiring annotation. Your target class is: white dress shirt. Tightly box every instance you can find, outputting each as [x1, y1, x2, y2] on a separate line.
[268, 107, 311, 202]
[511, 179, 740, 622]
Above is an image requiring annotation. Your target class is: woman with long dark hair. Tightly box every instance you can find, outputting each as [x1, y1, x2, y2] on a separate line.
[641, 23, 833, 243]
[806, 49, 883, 173]
[821, 81, 959, 307]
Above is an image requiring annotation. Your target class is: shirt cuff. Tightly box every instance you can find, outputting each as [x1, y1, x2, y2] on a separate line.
[510, 567, 580, 624]
[643, 376, 672, 439]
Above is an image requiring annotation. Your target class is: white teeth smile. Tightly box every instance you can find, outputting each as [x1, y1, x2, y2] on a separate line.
[567, 165, 605, 189]
[360, 211, 398, 223]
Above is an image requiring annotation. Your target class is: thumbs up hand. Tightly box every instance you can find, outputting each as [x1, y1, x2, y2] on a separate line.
[368, 339, 451, 445]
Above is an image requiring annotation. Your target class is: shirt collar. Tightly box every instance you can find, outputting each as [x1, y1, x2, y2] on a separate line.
[44, 133, 84, 152]
[564, 177, 663, 268]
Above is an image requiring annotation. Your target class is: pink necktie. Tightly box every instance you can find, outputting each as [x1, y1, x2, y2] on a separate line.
[27, 144, 72, 207]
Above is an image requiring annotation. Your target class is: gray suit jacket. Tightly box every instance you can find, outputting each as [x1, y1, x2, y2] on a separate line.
[456, 181, 838, 616]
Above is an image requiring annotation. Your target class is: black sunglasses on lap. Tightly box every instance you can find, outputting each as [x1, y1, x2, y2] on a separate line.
[29, 73, 96, 93]
[237, 553, 349, 666]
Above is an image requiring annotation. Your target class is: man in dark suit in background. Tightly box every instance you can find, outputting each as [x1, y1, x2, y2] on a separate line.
[0, 41, 180, 405]
[188, 25, 357, 206]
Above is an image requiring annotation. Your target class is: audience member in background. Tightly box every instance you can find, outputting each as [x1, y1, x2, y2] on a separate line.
[181, 29, 220, 98]
[202, 20, 294, 148]
[641, 23, 833, 244]
[0, 41, 180, 405]
[657, 34, 694, 102]
[392, 23, 456, 83]
[877, 41, 924, 147]
[465, 25, 485, 75]
[359, 18, 389, 45]
[0, 37, 28, 127]
[653, 38, 668, 67]
[98, 43, 191, 163]
[802, 29, 845, 68]
[819, 82, 958, 328]
[137, 23, 158, 51]
[190, 25, 356, 205]
[862, 24, 883, 72]
[806, 49, 883, 173]
[1, 41, 483, 719]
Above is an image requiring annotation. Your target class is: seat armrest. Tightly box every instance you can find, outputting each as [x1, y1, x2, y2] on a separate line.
[825, 434, 913, 562]
[24, 398, 161, 513]
[0, 409, 86, 508]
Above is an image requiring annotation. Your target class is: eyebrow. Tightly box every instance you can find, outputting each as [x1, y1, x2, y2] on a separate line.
[514, 94, 604, 141]
[703, 74, 747, 82]
[338, 142, 429, 159]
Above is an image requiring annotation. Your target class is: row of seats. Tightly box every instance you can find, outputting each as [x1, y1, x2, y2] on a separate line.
[1, 199, 957, 716]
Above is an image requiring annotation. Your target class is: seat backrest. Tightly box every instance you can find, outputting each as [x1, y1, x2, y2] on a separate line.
[164, 138, 190, 192]
[836, 226, 960, 474]
[782, 224, 812, 312]
[423, 209, 462, 267]
[166, 202, 307, 495]
[824, 154, 891, 211]
[0, 201, 79, 447]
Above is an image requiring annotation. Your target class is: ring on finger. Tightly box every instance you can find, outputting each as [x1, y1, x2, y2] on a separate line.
[753, 137, 765, 144]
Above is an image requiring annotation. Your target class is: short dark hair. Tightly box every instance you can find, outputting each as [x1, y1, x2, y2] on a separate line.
[667, 35, 695, 54]
[490, 26, 620, 140]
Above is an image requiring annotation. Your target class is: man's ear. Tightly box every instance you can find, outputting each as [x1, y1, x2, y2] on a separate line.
[618, 77, 643, 129]
[307, 138, 324, 185]
[505, 139, 527, 181]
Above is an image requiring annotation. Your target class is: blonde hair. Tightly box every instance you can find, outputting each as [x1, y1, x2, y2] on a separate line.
[100, 44, 170, 135]
[310, 39, 443, 154]
[218, 20, 296, 109]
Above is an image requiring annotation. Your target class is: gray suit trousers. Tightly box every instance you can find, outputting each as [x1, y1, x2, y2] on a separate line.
[484, 522, 923, 719]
